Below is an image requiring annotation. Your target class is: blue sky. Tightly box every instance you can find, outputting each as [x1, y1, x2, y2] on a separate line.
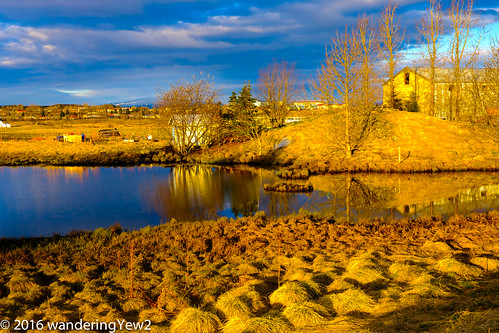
[0, 0, 497, 105]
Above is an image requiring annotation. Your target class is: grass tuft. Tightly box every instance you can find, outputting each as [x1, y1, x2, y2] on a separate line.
[319, 288, 375, 316]
[170, 307, 221, 333]
[282, 301, 330, 328]
[269, 281, 311, 306]
[221, 315, 291, 333]
[436, 258, 482, 279]
[442, 309, 499, 332]
[327, 279, 355, 293]
[215, 292, 253, 319]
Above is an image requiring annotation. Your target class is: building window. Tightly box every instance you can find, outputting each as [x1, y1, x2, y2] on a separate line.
[404, 72, 410, 85]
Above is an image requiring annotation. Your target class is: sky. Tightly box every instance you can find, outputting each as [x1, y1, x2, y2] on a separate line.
[0, 0, 497, 106]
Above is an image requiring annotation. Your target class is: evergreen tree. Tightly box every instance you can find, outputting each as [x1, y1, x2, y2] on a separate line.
[224, 82, 266, 153]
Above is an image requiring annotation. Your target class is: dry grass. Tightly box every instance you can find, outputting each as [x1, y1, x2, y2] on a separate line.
[441, 309, 499, 333]
[319, 288, 376, 316]
[282, 302, 330, 328]
[192, 111, 499, 171]
[436, 258, 483, 279]
[0, 212, 498, 332]
[170, 307, 221, 333]
[215, 292, 253, 319]
[269, 281, 311, 306]
[221, 315, 291, 333]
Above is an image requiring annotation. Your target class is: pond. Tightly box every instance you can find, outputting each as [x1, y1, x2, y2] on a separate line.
[0, 165, 498, 238]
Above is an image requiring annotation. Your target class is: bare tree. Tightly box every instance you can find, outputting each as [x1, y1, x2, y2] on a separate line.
[257, 59, 298, 127]
[156, 75, 221, 156]
[313, 27, 360, 158]
[357, 14, 381, 111]
[447, 0, 482, 121]
[483, 36, 499, 110]
[417, 0, 444, 117]
[313, 19, 387, 158]
[378, 0, 405, 109]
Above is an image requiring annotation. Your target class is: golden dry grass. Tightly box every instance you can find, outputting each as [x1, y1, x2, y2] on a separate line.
[215, 292, 253, 319]
[221, 315, 291, 333]
[0, 212, 498, 332]
[192, 111, 499, 171]
[282, 302, 330, 328]
[170, 307, 221, 333]
[269, 281, 311, 306]
[319, 288, 376, 316]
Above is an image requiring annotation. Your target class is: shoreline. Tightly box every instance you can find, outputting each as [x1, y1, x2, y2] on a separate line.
[1, 140, 498, 174]
[1, 212, 499, 332]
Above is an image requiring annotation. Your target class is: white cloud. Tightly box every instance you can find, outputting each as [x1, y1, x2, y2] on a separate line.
[57, 89, 96, 97]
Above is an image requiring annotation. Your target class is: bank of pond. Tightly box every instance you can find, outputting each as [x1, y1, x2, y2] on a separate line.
[0, 211, 498, 332]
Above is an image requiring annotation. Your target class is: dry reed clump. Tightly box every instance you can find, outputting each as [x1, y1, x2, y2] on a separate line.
[318, 288, 376, 316]
[138, 308, 169, 324]
[403, 273, 450, 298]
[73, 290, 107, 305]
[215, 293, 253, 319]
[221, 282, 269, 313]
[237, 263, 260, 275]
[283, 268, 313, 281]
[282, 301, 330, 328]
[327, 279, 356, 293]
[6, 273, 38, 293]
[387, 262, 425, 282]
[269, 281, 311, 306]
[122, 298, 149, 313]
[343, 256, 385, 285]
[48, 281, 72, 301]
[436, 258, 482, 279]
[156, 287, 189, 312]
[441, 309, 499, 332]
[469, 257, 499, 271]
[221, 315, 291, 333]
[169, 307, 221, 333]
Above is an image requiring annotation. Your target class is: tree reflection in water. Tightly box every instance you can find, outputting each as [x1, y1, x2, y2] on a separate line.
[149, 167, 499, 223]
[151, 165, 264, 221]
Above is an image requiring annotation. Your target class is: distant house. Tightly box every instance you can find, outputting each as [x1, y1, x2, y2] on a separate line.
[383, 67, 495, 120]
[293, 100, 327, 110]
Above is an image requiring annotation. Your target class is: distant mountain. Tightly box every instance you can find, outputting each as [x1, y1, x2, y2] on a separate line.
[114, 97, 156, 108]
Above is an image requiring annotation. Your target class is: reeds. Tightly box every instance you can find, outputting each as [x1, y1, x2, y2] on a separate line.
[215, 293, 253, 319]
[170, 307, 221, 333]
[436, 258, 482, 279]
[269, 281, 311, 306]
[282, 301, 330, 328]
[319, 288, 376, 316]
[221, 315, 291, 333]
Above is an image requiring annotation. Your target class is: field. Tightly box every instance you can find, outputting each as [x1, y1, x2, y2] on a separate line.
[0, 212, 498, 332]
[0, 111, 498, 172]
[0, 119, 175, 166]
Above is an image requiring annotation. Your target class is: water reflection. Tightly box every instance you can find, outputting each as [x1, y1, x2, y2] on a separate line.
[146, 166, 499, 223]
[150, 166, 265, 221]
[1, 165, 498, 238]
[308, 173, 499, 221]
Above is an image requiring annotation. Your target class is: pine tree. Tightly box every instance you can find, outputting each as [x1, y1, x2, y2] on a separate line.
[224, 82, 265, 153]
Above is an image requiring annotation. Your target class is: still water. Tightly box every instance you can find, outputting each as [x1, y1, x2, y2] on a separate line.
[0, 165, 498, 238]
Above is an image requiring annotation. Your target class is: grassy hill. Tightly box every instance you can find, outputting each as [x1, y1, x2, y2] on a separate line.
[192, 110, 499, 173]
